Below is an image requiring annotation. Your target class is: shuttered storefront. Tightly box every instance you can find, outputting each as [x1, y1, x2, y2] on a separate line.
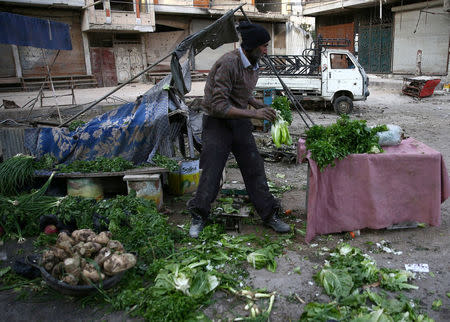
[7, 8, 86, 77]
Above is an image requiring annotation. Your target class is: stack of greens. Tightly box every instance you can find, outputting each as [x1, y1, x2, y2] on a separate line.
[151, 154, 180, 172]
[0, 154, 35, 195]
[305, 115, 388, 170]
[55, 156, 134, 173]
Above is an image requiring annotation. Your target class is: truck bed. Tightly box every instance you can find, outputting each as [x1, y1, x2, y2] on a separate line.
[255, 75, 322, 93]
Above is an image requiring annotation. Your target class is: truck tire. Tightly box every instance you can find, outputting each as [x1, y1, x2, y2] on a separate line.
[333, 96, 353, 115]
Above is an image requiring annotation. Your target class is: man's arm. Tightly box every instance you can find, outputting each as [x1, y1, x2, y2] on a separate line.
[226, 105, 276, 122]
[248, 96, 266, 109]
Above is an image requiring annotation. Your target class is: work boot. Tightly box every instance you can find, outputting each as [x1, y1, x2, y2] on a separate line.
[189, 213, 206, 238]
[264, 211, 291, 233]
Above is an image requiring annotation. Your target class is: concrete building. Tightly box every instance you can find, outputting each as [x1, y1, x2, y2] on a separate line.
[301, 0, 450, 76]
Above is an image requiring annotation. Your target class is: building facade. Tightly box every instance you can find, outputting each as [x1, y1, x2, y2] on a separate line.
[301, 0, 450, 75]
[1, 0, 317, 89]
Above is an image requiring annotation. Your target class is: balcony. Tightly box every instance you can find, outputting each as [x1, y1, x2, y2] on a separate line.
[302, 0, 383, 16]
[82, 0, 155, 32]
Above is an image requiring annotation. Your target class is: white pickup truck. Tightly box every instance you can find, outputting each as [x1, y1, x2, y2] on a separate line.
[256, 49, 370, 114]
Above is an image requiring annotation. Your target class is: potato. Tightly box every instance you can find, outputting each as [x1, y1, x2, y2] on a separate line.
[50, 246, 69, 261]
[55, 240, 73, 255]
[103, 253, 136, 276]
[62, 274, 79, 286]
[81, 263, 105, 283]
[51, 262, 64, 279]
[71, 229, 95, 243]
[87, 231, 111, 246]
[63, 256, 81, 278]
[94, 247, 113, 266]
[106, 240, 124, 252]
[56, 232, 75, 246]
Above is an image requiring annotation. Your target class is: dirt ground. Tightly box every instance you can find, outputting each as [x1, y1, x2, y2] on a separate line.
[1, 87, 449, 321]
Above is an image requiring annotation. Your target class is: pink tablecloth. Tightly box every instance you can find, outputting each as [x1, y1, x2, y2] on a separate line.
[297, 138, 450, 242]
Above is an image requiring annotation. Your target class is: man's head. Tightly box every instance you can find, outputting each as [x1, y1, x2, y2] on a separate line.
[237, 21, 270, 65]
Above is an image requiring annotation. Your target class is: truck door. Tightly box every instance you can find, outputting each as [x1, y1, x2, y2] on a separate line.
[326, 53, 363, 97]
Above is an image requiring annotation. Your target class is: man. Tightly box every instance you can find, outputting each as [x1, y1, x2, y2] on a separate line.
[187, 21, 291, 238]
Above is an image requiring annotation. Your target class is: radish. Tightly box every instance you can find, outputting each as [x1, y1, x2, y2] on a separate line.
[44, 224, 58, 235]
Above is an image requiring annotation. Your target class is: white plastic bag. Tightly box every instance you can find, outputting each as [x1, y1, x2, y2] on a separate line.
[376, 124, 403, 146]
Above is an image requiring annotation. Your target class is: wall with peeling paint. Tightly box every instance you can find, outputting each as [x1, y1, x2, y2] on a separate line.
[392, 7, 450, 75]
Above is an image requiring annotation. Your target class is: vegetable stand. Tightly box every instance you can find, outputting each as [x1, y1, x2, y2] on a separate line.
[297, 138, 450, 242]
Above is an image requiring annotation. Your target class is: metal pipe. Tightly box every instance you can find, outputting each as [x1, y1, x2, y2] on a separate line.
[61, 4, 246, 127]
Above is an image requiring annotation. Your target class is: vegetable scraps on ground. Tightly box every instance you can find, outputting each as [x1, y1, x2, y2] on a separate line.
[305, 115, 389, 170]
[300, 243, 433, 321]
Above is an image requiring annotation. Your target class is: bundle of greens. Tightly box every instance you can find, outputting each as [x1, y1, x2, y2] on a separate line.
[56, 156, 134, 173]
[305, 115, 388, 170]
[271, 96, 292, 125]
[33, 154, 58, 170]
[0, 173, 58, 240]
[271, 112, 293, 148]
[0, 154, 35, 195]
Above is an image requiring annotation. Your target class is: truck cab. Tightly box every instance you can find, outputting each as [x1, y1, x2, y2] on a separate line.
[323, 50, 370, 114]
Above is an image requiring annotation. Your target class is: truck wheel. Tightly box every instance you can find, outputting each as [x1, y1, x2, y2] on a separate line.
[333, 96, 353, 115]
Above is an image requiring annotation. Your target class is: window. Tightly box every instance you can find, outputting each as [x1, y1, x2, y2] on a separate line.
[330, 54, 355, 69]
[110, 0, 134, 12]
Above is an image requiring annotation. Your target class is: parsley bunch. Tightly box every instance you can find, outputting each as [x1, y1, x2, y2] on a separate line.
[271, 96, 292, 125]
[305, 115, 388, 170]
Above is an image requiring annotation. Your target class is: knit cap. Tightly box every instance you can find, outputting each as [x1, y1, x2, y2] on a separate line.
[237, 21, 271, 50]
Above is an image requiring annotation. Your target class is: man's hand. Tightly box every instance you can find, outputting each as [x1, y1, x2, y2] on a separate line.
[254, 107, 276, 122]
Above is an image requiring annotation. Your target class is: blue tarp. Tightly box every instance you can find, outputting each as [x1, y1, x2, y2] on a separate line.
[25, 61, 192, 164]
[0, 12, 72, 50]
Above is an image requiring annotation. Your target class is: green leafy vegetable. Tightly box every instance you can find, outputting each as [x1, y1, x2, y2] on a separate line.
[300, 302, 343, 321]
[247, 244, 281, 272]
[56, 156, 134, 173]
[431, 299, 442, 310]
[271, 112, 292, 148]
[305, 115, 388, 170]
[271, 96, 292, 125]
[68, 120, 87, 132]
[151, 154, 180, 172]
[317, 268, 354, 299]
[33, 154, 58, 170]
[0, 154, 35, 195]
[0, 173, 58, 239]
